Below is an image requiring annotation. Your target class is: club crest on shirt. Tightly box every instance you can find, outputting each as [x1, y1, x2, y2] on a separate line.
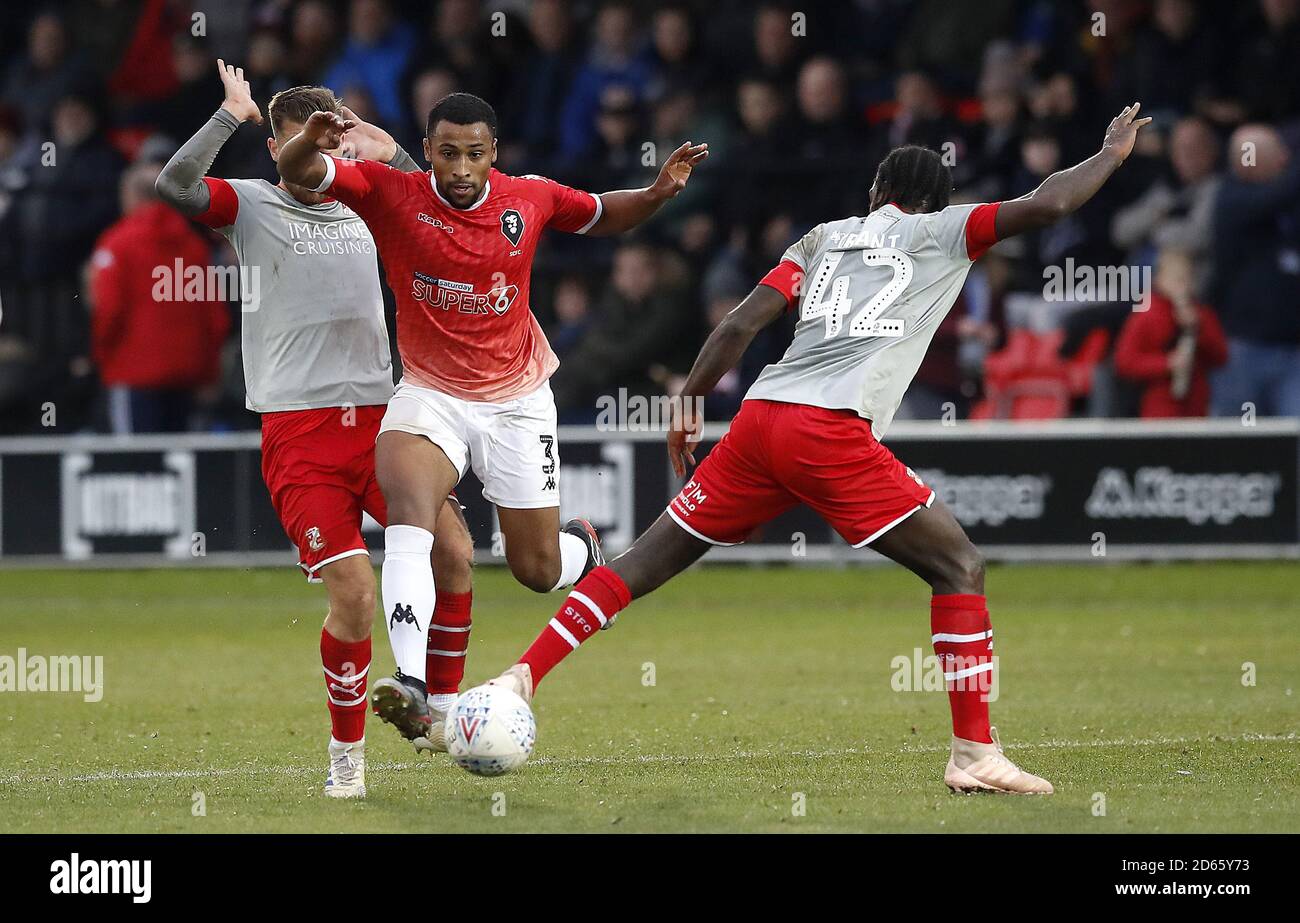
[500, 209, 524, 247]
[305, 526, 325, 551]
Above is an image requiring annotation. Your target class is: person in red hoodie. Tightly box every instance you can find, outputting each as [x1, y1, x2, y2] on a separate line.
[89, 161, 230, 433]
[1114, 246, 1227, 418]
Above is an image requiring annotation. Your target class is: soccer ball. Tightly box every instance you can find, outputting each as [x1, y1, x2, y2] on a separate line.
[445, 683, 536, 776]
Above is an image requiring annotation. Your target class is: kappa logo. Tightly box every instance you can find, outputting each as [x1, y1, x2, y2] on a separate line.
[389, 603, 417, 631]
[457, 713, 486, 745]
[539, 434, 557, 491]
[305, 526, 325, 552]
[417, 213, 454, 233]
[500, 208, 525, 247]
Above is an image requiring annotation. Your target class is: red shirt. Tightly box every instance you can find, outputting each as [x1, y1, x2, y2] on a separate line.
[319, 157, 601, 401]
[90, 202, 230, 389]
[1113, 293, 1228, 418]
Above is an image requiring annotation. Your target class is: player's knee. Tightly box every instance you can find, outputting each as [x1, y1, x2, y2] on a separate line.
[328, 575, 376, 631]
[943, 544, 985, 595]
[433, 531, 475, 590]
[508, 549, 559, 593]
[385, 495, 439, 532]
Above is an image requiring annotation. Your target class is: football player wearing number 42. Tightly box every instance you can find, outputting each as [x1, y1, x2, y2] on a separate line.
[488, 103, 1154, 794]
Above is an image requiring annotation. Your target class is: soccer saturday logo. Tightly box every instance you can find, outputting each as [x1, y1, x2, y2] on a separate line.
[49, 854, 151, 903]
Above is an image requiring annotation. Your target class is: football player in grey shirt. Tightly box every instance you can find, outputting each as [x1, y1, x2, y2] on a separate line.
[156, 61, 476, 798]
[486, 103, 1153, 795]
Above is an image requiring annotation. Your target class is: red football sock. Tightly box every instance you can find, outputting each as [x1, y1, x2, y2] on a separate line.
[519, 566, 631, 687]
[930, 594, 994, 744]
[320, 628, 370, 744]
[427, 590, 472, 695]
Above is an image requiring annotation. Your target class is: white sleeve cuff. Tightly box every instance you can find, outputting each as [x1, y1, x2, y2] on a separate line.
[575, 192, 603, 234]
[311, 152, 336, 194]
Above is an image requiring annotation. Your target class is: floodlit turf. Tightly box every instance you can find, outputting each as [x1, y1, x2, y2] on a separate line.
[0, 562, 1296, 833]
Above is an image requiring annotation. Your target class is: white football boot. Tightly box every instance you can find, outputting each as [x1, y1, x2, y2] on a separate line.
[944, 727, 1054, 795]
[324, 738, 367, 799]
[485, 663, 534, 705]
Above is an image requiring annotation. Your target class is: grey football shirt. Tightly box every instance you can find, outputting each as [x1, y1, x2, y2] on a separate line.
[216, 179, 394, 412]
[746, 203, 988, 439]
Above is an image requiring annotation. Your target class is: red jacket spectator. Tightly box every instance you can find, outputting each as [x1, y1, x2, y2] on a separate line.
[90, 200, 229, 390]
[1114, 292, 1227, 417]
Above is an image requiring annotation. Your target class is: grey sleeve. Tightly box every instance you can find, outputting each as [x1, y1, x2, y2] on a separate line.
[387, 144, 423, 174]
[155, 108, 243, 216]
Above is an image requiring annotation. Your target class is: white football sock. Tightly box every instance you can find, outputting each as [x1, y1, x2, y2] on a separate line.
[427, 693, 457, 714]
[381, 525, 436, 683]
[553, 530, 590, 591]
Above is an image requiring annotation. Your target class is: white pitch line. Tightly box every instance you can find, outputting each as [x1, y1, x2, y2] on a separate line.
[0, 732, 1293, 788]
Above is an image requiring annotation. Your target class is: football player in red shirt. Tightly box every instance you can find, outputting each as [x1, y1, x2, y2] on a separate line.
[276, 93, 707, 747]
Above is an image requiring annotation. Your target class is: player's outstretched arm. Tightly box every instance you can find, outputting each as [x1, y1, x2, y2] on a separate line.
[156, 59, 262, 215]
[276, 110, 354, 189]
[667, 283, 788, 476]
[994, 102, 1153, 239]
[337, 105, 422, 173]
[585, 141, 709, 236]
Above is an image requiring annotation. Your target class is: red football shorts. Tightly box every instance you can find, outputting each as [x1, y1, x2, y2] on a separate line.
[260, 405, 388, 581]
[668, 399, 935, 547]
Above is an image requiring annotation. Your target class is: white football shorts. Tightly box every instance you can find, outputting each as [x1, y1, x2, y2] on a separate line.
[379, 379, 560, 509]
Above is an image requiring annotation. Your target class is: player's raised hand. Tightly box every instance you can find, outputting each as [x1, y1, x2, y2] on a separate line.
[216, 59, 262, 125]
[667, 397, 703, 478]
[1101, 102, 1153, 163]
[302, 110, 355, 151]
[653, 141, 709, 199]
[337, 105, 397, 163]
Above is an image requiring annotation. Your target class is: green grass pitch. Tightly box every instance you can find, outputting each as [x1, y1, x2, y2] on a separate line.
[0, 562, 1296, 833]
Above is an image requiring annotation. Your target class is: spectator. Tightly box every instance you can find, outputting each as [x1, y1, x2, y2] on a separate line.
[1210, 124, 1300, 417]
[88, 162, 229, 433]
[404, 66, 458, 156]
[1112, 0, 1225, 119]
[285, 0, 341, 86]
[1235, 0, 1300, 122]
[1, 11, 88, 130]
[559, 2, 655, 160]
[792, 56, 866, 222]
[722, 76, 794, 231]
[10, 92, 121, 363]
[647, 5, 714, 104]
[412, 0, 508, 102]
[955, 81, 1023, 202]
[747, 3, 805, 86]
[546, 273, 593, 361]
[1114, 247, 1227, 417]
[501, 0, 578, 172]
[550, 243, 684, 417]
[321, 0, 417, 127]
[885, 71, 960, 155]
[1112, 116, 1221, 263]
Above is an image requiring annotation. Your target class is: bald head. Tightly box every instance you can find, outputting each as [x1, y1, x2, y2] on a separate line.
[1229, 123, 1289, 182]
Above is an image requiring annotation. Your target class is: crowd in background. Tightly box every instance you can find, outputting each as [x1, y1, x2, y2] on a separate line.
[0, 0, 1297, 434]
